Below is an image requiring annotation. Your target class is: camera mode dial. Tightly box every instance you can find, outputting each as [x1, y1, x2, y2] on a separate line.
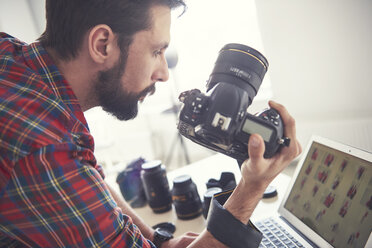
[178, 89, 208, 124]
[258, 108, 281, 126]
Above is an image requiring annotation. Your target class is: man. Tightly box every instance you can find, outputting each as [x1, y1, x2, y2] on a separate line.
[0, 0, 301, 247]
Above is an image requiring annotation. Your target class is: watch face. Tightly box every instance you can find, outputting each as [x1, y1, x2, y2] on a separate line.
[156, 228, 173, 239]
[153, 228, 173, 247]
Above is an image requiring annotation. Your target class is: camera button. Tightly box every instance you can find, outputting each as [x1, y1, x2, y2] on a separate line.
[238, 111, 245, 120]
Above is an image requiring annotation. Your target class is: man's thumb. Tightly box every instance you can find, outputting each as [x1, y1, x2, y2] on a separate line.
[248, 134, 265, 161]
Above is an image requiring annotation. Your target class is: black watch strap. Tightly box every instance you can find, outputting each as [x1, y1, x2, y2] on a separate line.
[206, 190, 263, 248]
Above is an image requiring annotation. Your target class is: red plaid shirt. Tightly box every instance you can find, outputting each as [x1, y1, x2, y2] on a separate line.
[0, 33, 154, 248]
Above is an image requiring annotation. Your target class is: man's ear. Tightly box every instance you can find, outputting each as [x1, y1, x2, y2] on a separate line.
[88, 24, 118, 64]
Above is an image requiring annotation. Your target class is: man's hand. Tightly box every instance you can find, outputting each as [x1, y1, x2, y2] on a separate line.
[241, 100, 302, 189]
[162, 232, 199, 248]
[223, 100, 302, 225]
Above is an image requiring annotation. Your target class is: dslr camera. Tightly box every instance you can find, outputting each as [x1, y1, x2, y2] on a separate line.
[177, 44, 290, 164]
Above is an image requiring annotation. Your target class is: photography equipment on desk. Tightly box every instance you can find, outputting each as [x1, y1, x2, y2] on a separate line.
[152, 222, 176, 234]
[116, 157, 147, 208]
[202, 187, 222, 219]
[203, 172, 237, 218]
[177, 44, 290, 166]
[262, 185, 277, 199]
[172, 175, 203, 220]
[141, 160, 172, 213]
[206, 171, 237, 191]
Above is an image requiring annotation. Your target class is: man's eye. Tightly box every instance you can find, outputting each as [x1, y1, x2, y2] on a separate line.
[154, 50, 163, 57]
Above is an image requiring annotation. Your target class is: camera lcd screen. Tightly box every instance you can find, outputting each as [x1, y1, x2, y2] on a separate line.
[242, 119, 273, 142]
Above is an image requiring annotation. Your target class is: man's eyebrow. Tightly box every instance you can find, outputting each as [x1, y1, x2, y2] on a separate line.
[154, 42, 169, 50]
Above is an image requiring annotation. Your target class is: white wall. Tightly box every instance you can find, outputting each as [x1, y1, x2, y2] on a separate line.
[255, 0, 372, 151]
[0, 0, 45, 43]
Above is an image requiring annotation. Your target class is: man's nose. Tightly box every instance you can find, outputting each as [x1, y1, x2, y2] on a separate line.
[152, 55, 169, 82]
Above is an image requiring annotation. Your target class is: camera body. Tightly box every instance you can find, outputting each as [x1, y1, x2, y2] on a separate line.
[177, 44, 289, 163]
[177, 85, 286, 162]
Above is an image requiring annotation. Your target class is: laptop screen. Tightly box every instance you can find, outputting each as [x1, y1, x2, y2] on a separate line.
[283, 139, 372, 248]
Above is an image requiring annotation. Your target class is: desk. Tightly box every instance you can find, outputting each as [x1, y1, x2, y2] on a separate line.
[106, 154, 292, 237]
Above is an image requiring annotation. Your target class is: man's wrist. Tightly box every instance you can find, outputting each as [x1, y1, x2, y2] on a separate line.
[239, 174, 269, 193]
[223, 180, 266, 224]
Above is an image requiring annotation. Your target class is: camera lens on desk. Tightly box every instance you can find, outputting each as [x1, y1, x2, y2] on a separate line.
[141, 161, 172, 213]
[202, 187, 222, 218]
[172, 175, 203, 220]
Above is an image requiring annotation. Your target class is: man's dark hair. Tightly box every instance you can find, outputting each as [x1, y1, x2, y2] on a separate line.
[38, 0, 186, 61]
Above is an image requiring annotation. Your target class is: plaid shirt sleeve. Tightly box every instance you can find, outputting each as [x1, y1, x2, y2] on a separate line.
[0, 142, 155, 248]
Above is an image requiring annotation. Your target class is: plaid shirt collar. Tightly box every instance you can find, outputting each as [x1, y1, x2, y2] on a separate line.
[23, 39, 89, 129]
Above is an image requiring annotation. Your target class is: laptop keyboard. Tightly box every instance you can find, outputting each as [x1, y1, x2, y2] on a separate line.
[256, 218, 304, 248]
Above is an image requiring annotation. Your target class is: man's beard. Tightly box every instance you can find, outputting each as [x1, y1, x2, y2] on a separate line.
[93, 55, 156, 121]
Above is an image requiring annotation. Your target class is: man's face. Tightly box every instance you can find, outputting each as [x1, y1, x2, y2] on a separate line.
[94, 5, 171, 120]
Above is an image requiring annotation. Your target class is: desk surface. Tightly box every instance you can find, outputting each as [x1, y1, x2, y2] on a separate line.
[106, 154, 292, 237]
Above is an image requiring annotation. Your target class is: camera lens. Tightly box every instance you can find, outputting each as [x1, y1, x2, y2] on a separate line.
[207, 43, 269, 105]
[172, 175, 203, 220]
[116, 158, 146, 202]
[141, 161, 172, 213]
[202, 187, 222, 219]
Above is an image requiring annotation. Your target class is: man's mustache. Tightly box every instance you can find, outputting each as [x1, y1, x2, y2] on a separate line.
[138, 83, 156, 102]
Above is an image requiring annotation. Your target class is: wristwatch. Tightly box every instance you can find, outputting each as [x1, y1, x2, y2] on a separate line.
[152, 228, 173, 247]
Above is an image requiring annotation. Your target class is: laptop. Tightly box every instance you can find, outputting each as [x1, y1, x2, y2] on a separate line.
[255, 136, 372, 248]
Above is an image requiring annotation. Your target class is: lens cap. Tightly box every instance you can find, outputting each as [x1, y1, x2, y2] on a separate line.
[263, 185, 277, 199]
[152, 222, 176, 234]
[173, 175, 192, 187]
[141, 160, 162, 171]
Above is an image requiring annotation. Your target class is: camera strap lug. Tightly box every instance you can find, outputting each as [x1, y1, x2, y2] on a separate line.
[278, 137, 291, 147]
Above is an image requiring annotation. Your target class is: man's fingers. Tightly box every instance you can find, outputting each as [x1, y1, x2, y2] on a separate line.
[268, 100, 296, 140]
[296, 139, 303, 157]
[248, 134, 265, 163]
[269, 100, 301, 159]
[183, 232, 199, 237]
